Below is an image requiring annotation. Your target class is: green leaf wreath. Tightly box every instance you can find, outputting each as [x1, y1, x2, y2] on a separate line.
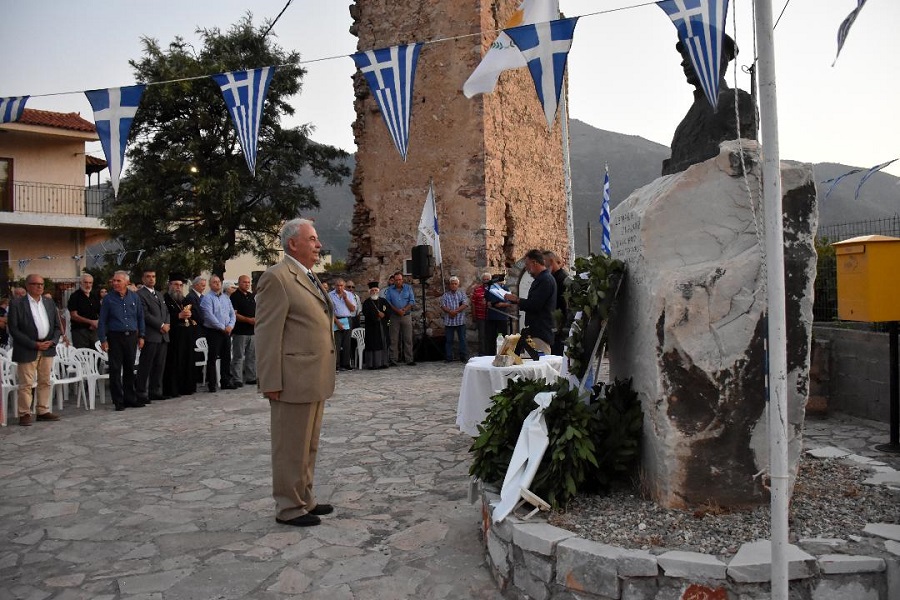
[563, 254, 626, 379]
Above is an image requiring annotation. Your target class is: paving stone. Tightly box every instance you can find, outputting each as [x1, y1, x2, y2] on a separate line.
[863, 523, 900, 541]
[657, 550, 727, 579]
[727, 540, 817, 582]
[817, 554, 885, 574]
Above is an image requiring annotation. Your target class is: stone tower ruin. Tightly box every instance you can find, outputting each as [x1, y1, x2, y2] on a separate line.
[347, 0, 569, 298]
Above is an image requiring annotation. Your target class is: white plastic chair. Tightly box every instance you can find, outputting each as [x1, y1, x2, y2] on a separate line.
[72, 348, 109, 410]
[351, 327, 365, 370]
[49, 355, 85, 412]
[1, 356, 20, 426]
[195, 337, 209, 385]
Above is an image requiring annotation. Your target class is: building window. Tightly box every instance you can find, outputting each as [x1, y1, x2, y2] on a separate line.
[0, 158, 11, 212]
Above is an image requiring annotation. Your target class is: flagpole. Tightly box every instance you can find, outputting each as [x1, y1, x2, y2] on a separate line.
[755, 1, 789, 598]
[559, 76, 575, 267]
[431, 178, 446, 294]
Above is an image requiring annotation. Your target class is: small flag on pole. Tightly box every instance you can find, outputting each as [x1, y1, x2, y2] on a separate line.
[352, 43, 423, 161]
[504, 16, 579, 128]
[600, 166, 612, 256]
[85, 85, 146, 197]
[657, 0, 729, 109]
[833, 0, 868, 66]
[416, 180, 442, 266]
[212, 67, 276, 175]
[0, 96, 29, 123]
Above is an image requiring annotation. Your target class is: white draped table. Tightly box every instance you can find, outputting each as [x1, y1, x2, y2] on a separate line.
[456, 355, 563, 436]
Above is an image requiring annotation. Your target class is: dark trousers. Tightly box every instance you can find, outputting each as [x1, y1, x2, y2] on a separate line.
[485, 319, 510, 354]
[136, 340, 167, 401]
[107, 331, 138, 408]
[71, 327, 98, 350]
[204, 328, 232, 389]
[334, 328, 352, 369]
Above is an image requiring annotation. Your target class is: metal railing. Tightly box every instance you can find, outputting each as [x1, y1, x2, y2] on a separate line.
[9, 180, 110, 218]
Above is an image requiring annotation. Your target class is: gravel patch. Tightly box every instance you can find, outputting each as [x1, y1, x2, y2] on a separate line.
[548, 456, 900, 559]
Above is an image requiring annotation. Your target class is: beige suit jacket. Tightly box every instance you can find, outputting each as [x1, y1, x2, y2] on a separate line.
[256, 258, 336, 404]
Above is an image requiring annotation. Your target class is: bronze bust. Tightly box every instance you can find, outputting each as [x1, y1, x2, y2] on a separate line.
[661, 35, 758, 176]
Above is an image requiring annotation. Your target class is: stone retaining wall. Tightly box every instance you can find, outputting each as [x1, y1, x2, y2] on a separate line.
[478, 486, 899, 599]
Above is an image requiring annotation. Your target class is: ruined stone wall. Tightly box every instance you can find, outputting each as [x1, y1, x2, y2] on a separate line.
[348, 0, 568, 330]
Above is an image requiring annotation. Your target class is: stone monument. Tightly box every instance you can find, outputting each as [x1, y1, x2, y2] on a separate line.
[609, 140, 817, 508]
[347, 0, 570, 321]
[662, 35, 758, 176]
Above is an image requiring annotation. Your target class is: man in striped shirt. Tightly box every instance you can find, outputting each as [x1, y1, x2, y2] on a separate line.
[440, 276, 469, 363]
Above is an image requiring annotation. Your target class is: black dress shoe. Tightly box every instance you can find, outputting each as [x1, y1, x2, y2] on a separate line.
[207, 388, 217, 393]
[388, 361, 398, 367]
[245, 379, 257, 385]
[114, 405, 125, 412]
[221, 383, 238, 390]
[233, 382, 244, 388]
[275, 514, 321, 527]
[149, 394, 171, 401]
[309, 504, 334, 516]
[124, 401, 146, 408]
[406, 361, 417, 366]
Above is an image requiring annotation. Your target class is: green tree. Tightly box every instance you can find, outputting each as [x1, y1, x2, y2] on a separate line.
[105, 15, 350, 276]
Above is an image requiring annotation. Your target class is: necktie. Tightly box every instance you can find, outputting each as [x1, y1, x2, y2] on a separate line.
[307, 272, 324, 299]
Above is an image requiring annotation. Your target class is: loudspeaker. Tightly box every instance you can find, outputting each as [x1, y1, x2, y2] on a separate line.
[411, 244, 433, 279]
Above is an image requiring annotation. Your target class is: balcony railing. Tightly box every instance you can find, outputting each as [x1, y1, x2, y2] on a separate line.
[9, 180, 111, 218]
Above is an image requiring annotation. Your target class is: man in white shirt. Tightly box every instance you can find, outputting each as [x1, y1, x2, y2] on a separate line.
[7, 274, 62, 426]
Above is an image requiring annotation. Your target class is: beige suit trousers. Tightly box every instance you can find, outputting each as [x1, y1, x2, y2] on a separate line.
[270, 399, 326, 520]
[17, 354, 53, 416]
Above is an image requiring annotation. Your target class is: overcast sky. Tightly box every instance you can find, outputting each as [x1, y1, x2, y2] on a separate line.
[3, 0, 898, 179]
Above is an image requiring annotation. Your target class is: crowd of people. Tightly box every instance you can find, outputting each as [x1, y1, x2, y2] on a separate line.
[1, 268, 259, 422]
[0, 246, 570, 426]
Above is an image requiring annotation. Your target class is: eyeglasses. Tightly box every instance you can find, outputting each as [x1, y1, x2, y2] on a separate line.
[28, 282, 44, 287]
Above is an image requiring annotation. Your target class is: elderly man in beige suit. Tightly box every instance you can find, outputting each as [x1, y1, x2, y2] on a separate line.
[256, 218, 336, 527]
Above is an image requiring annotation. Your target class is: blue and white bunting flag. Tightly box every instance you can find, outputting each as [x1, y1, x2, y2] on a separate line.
[854, 158, 898, 200]
[212, 67, 276, 175]
[352, 43, 423, 162]
[0, 96, 29, 123]
[833, 0, 868, 66]
[416, 180, 442, 266]
[657, 0, 729, 110]
[600, 167, 611, 256]
[504, 16, 578, 129]
[821, 168, 862, 201]
[85, 85, 146, 197]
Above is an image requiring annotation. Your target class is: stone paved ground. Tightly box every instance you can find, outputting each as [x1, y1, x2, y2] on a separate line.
[3, 360, 900, 600]
[0, 362, 503, 600]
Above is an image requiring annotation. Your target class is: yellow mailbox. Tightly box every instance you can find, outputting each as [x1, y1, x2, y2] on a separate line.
[833, 235, 900, 322]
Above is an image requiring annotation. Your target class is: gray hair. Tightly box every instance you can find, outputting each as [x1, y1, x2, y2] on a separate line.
[449, 276, 460, 284]
[280, 218, 315, 250]
[481, 272, 492, 280]
[114, 270, 130, 281]
[192, 276, 206, 285]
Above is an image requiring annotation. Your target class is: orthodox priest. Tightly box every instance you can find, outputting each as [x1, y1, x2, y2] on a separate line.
[361, 281, 390, 369]
[163, 273, 199, 396]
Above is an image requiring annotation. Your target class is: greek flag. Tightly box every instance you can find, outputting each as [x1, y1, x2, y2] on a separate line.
[658, 0, 729, 109]
[504, 17, 578, 129]
[416, 180, 442, 266]
[352, 43, 423, 161]
[854, 158, 898, 200]
[85, 85, 146, 197]
[0, 96, 29, 123]
[212, 67, 276, 175]
[600, 167, 611, 256]
[834, 0, 868, 66]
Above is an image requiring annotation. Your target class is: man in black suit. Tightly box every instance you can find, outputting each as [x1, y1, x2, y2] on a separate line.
[136, 269, 170, 403]
[7, 274, 62, 426]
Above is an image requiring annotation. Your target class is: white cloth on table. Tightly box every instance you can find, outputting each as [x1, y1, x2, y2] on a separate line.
[456, 355, 562, 436]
